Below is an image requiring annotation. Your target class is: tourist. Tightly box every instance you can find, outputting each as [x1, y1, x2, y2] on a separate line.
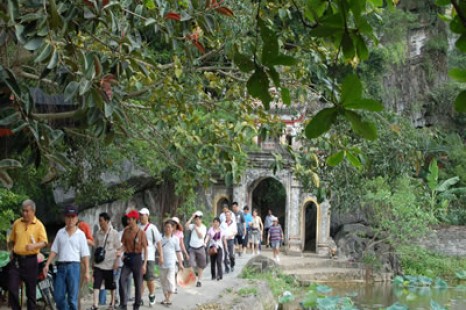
[232, 202, 246, 257]
[77, 219, 95, 310]
[184, 210, 207, 287]
[8, 199, 48, 310]
[114, 215, 131, 306]
[220, 210, 237, 273]
[89, 212, 121, 310]
[264, 209, 274, 247]
[205, 217, 227, 281]
[159, 218, 184, 305]
[267, 216, 284, 262]
[43, 204, 90, 310]
[138, 207, 163, 306]
[118, 210, 148, 310]
[171, 216, 189, 293]
[243, 206, 253, 254]
[248, 209, 263, 255]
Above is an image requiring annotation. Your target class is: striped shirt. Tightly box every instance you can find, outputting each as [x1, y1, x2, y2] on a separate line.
[268, 225, 283, 242]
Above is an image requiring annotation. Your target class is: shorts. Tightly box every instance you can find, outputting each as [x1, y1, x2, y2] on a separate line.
[143, 260, 156, 281]
[189, 246, 207, 269]
[160, 267, 176, 294]
[270, 240, 281, 249]
[93, 267, 116, 290]
[249, 230, 261, 244]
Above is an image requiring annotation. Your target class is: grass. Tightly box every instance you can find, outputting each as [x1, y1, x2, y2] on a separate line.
[240, 266, 300, 297]
[237, 287, 258, 297]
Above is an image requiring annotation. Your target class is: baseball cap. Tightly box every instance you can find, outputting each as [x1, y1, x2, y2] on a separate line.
[64, 205, 78, 217]
[194, 211, 203, 217]
[126, 210, 139, 219]
[139, 207, 150, 216]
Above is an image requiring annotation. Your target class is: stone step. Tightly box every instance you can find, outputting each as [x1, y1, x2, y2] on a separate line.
[279, 258, 362, 271]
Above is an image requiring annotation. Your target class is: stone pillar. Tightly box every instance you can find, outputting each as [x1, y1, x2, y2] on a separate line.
[287, 176, 303, 254]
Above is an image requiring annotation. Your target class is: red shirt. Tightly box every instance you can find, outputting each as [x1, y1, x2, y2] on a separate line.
[78, 221, 94, 242]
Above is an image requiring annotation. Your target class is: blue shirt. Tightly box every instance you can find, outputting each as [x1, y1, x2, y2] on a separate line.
[244, 213, 253, 229]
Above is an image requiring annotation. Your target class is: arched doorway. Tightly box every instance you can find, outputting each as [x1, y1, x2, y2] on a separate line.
[251, 177, 286, 232]
[216, 197, 229, 216]
[304, 201, 318, 252]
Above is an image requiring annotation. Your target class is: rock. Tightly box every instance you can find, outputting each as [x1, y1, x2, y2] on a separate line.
[244, 255, 278, 273]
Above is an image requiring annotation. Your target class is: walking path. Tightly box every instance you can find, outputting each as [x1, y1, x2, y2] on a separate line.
[81, 251, 259, 310]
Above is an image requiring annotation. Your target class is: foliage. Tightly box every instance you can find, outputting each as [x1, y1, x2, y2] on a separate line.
[237, 287, 257, 297]
[302, 283, 357, 310]
[398, 245, 466, 278]
[0, 189, 23, 244]
[361, 175, 436, 247]
[240, 267, 299, 297]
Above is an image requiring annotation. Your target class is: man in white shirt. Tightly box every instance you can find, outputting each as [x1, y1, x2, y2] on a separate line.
[138, 208, 163, 306]
[184, 211, 207, 287]
[220, 210, 237, 273]
[43, 205, 90, 310]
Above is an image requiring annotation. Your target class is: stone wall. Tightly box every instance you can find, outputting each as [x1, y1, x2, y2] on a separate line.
[417, 226, 466, 257]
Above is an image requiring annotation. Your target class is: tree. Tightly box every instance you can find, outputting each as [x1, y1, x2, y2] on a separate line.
[0, 0, 464, 192]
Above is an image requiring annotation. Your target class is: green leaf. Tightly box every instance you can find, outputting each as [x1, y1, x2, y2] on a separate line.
[437, 176, 459, 192]
[456, 33, 466, 53]
[104, 102, 114, 118]
[259, 19, 279, 66]
[34, 43, 52, 63]
[346, 151, 362, 168]
[305, 0, 327, 23]
[269, 54, 297, 66]
[246, 68, 272, 109]
[7, 0, 19, 21]
[326, 151, 345, 166]
[144, 18, 156, 26]
[454, 90, 466, 113]
[449, 68, 466, 83]
[46, 48, 59, 69]
[0, 67, 21, 99]
[427, 158, 439, 190]
[434, 0, 451, 5]
[342, 31, 355, 60]
[268, 67, 280, 87]
[0, 112, 20, 126]
[355, 34, 369, 60]
[24, 38, 43, 51]
[233, 49, 255, 73]
[64, 81, 79, 103]
[281, 88, 291, 105]
[430, 300, 446, 310]
[0, 170, 14, 189]
[305, 107, 338, 139]
[341, 74, 362, 105]
[0, 159, 22, 169]
[344, 110, 377, 140]
[345, 99, 384, 111]
[455, 270, 466, 280]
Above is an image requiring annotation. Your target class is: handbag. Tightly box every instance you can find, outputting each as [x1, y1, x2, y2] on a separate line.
[208, 245, 217, 256]
[94, 230, 109, 264]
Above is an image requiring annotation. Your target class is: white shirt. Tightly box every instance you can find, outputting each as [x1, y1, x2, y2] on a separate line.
[51, 227, 90, 262]
[161, 235, 180, 269]
[188, 224, 206, 248]
[140, 223, 162, 261]
[220, 220, 237, 240]
[219, 212, 236, 224]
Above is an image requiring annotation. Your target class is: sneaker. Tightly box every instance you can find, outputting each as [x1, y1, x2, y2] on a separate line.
[196, 281, 202, 287]
[276, 256, 280, 262]
[149, 294, 156, 306]
[231, 267, 234, 272]
[225, 267, 230, 274]
[88, 306, 99, 310]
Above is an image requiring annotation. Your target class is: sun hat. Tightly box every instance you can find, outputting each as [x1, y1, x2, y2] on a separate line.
[194, 210, 203, 217]
[139, 207, 150, 216]
[64, 204, 78, 217]
[171, 217, 183, 231]
[126, 210, 139, 219]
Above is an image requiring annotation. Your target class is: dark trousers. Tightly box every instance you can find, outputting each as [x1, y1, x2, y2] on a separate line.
[119, 254, 143, 309]
[224, 239, 235, 270]
[8, 255, 38, 310]
[210, 247, 223, 279]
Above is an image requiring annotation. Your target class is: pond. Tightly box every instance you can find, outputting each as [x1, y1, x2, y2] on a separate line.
[332, 282, 466, 309]
[284, 281, 466, 309]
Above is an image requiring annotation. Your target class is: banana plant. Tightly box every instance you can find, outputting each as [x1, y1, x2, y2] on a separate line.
[426, 158, 466, 218]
